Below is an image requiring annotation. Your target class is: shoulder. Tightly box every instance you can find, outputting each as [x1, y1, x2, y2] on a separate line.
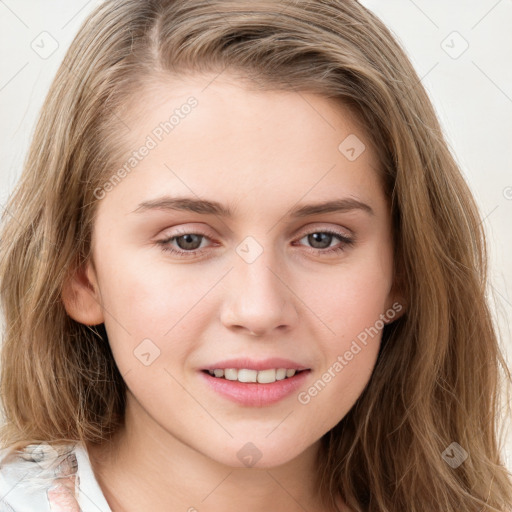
[0, 442, 80, 511]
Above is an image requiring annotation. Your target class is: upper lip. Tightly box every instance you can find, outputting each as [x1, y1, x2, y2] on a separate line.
[202, 358, 310, 372]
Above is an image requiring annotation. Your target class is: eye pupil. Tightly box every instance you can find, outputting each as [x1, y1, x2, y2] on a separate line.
[177, 234, 202, 250]
[308, 232, 332, 249]
[164, 230, 346, 256]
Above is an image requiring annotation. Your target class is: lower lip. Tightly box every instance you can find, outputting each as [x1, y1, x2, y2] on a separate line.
[200, 370, 310, 407]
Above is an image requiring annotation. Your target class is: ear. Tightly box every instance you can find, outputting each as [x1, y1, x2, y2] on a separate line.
[383, 294, 407, 324]
[383, 271, 408, 324]
[61, 260, 105, 326]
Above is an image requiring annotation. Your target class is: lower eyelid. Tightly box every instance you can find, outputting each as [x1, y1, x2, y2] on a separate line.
[158, 229, 353, 254]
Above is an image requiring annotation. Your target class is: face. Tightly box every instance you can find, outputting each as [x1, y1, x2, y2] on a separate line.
[65, 72, 400, 469]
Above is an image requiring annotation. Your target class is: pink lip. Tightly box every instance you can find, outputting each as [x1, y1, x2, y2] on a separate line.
[201, 357, 309, 372]
[199, 369, 311, 408]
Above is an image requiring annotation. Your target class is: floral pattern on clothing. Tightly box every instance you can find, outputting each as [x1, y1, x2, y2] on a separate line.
[1, 443, 81, 511]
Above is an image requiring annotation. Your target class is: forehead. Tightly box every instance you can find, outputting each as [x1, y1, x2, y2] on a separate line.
[98, 72, 385, 218]
[120, 71, 375, 158]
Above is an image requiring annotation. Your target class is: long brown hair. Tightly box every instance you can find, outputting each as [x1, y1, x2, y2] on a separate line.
[1, 1, 511, 510]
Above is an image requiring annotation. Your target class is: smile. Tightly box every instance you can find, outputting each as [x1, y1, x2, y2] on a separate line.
[200, 360, 311, 406]
[204, 368, 303, 383]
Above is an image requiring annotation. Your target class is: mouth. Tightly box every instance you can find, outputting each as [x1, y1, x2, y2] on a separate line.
[199, 359, 311, 407]
[201, 368, 307, 384]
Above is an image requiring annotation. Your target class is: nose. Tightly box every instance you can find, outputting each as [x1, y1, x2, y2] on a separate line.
[219, 249, 299, 338]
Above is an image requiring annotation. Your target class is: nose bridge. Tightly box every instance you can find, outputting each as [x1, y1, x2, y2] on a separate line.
[220, 235, 297, 335]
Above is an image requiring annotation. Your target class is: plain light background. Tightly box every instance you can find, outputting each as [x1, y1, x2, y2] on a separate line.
[0, 0, 511, 471]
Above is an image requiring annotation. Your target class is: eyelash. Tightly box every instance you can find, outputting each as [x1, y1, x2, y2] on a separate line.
[156, 228, 355, 258]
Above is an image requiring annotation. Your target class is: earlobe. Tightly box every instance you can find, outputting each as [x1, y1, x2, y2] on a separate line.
[384, 295, 407, 324]
[384, 266, 408, 323]
[384, 282, 408, 324]
[61, 261, 105, 326]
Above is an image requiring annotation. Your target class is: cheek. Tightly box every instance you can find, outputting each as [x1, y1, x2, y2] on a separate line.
[298, 349, 377, 433]
[297, 274, 390, 423]
[89, 253, 231, 442]
[95, 247, 219, 375]
[294, 247, 391, 416]
[304, 247, 393, 340]
[97, 244, 207, 329]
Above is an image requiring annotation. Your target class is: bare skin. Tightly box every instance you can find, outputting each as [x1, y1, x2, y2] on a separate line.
[63, 72, 403, 512]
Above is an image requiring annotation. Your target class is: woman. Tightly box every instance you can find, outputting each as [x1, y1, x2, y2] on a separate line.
[1, 1, 511, 510]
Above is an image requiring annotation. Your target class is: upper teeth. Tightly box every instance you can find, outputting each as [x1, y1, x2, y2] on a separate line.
[208, 368, 298, 383]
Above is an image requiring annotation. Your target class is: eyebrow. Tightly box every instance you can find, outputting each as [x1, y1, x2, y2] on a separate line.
[131, 196, 374, 217]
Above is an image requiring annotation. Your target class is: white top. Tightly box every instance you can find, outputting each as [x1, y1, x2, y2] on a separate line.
[0, 442, 112, 511]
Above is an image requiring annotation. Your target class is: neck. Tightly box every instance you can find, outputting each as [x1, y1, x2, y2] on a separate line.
[86, 393, 345, 512]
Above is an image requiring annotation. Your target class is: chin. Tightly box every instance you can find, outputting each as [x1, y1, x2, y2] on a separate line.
[206, 437, 313, 470]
